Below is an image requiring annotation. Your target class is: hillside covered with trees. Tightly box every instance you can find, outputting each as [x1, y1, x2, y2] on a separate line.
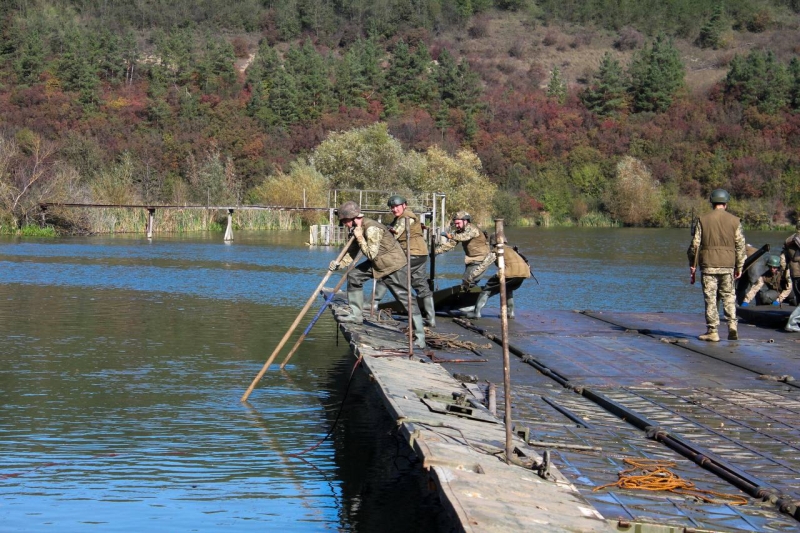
[1, 0, 800, 232]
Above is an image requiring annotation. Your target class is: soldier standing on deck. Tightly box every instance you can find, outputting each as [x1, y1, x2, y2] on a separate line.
[328, 201, 426, 348]
[687, 189, 746, 342]
[435, 211, 496, 290]
[782, 221, 800, 332]
[465, 235, 532, 319]
[372, 195, 437, 327]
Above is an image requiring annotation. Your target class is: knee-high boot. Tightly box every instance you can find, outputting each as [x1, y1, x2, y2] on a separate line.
[422, 296, 436, 328]
[340, 289, 364, 323]
[412, 314, 426, 348]
[371, 283, 388, 314]
[464, 291, 489, 319]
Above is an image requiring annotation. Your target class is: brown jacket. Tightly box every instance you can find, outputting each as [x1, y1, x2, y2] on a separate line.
[784, 233, 800, 278]
[344, 218, 407, 279]
[502, 247, 532, 279]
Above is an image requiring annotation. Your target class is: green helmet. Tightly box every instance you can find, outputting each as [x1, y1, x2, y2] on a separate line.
[766, 255, 781, 268]
[337, 201, 362, 220]
[709, 189, 730, 204]
[387, 195, 406, 207]
[452, 211, 471, 222]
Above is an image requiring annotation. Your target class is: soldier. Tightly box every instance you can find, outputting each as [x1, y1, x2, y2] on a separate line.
[328, 201, 426, 348]
[434, 211, 496, 290]
[465, 236, 531, 319]
[782, 221, 800, 332]
[740, 255, 793, 307]
[782, 221, 800, 305]
[687, 189, 746, 342]
[372, 195, 437, 327]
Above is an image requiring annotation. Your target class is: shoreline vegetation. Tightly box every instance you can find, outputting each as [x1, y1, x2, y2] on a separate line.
[1, 2, 799, 235]
[3, 209, 795, 237]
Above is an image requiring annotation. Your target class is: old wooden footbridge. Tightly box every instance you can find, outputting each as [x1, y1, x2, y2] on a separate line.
[318, 294, 800, 532]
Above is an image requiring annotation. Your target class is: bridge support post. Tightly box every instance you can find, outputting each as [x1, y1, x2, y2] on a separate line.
[224, 209, 234, 241]
[146, 208, 155, 239]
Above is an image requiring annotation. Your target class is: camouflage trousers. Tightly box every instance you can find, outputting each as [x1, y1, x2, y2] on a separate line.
[701, 271, 737, 331]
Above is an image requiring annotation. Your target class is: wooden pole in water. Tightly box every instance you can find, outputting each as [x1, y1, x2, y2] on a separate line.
[278, 253, 360, 369]
[406, 217, 413, 355]
[241, 236, 356, 402]
[495, 218, 513, 464]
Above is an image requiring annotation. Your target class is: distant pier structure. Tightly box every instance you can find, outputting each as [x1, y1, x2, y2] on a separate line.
[39, 190, 447, 245]
[308, 189, 447, 245]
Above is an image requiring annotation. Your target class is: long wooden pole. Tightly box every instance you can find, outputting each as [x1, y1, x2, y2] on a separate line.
[278, 253, 360, 369]
[241, 236, 355, 402]
[495, 219, 513, 464]
[406, 217, 413, 355]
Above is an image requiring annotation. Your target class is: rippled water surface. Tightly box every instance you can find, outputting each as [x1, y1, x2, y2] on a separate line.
[0, 227, 790, 531]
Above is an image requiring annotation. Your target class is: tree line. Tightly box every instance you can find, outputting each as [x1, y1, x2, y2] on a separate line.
[1, 1, 800, 233]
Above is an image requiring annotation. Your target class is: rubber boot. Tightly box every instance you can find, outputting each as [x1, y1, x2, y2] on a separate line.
[412, 314, 426, 349]
[507, 297, 515, 319]
[422, 296, 437, 328]
[464, 291, 489, 319]
[698, 327, 719, 342]
[340, 289, 364, 323]
[785, 305, 800, 332]
[727, 323, 738, 340]
[371, 283, 388, 314]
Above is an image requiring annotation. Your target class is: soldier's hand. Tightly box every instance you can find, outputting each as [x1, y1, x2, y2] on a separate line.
[740, 301, 749, 307]
[460, 280, 472, 291]
[328, 260, 339, 271]
[734, 269, 742, 280]
[352, 226, 364, 240]
[773, 300, 781, 306]
[440, 231, 452, 239]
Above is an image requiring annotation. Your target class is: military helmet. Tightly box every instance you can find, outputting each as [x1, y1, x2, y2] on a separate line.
[452, 210, 471, 222]
[766, 255, 781, 268]
[387, 195, 406, 207]
[709, 189, 730, 204]
[337, 201, 362, 220]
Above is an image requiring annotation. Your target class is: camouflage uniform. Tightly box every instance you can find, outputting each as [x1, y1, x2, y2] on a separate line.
[782, 223, 800, 332]
[435, 222, 496, 287]
[687, 209, 746, 337]
[743, 268, 793, 305]
[377, 208, 432, 299]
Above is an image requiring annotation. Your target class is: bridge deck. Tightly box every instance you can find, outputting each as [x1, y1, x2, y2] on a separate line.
[328, 293, 800, 532]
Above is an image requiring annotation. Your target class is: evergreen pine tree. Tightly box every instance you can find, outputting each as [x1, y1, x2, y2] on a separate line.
[697, 3, 726, 49]
[547, 66, 567, 104]
[13, 28, 44, 85]
[628, 35, 684, 113]
[580, 52, 627, 116]
[789, 57, 800, 111]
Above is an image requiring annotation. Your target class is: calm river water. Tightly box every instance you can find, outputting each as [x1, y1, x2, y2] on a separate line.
[0, 227, 790, 531]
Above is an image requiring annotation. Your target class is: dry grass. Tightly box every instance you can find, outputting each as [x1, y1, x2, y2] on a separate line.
[438, 11, 800, 94]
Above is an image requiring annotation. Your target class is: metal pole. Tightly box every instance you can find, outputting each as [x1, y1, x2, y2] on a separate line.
[495, 218, 513, 464]
[406, 217, 413, 355]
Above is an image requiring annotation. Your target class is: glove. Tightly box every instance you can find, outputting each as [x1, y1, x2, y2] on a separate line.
[460, 280, 472, 291]
[352, 226, 363, 240]
[740, 301, 749, 307]
[772, 300, 780, 306]
[328, 260, 339, 271]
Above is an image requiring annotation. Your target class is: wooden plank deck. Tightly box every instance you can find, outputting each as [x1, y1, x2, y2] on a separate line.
[327, 291, 800, 532]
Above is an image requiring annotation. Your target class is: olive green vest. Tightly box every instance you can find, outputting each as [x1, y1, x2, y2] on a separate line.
[762, 270, 787, 291]
[362, 218, 407, 278]
[503, 247, 532, 279]
[392, 208, 428, 257]
[699, 209, 740, 269]
[462, 224, 490, 263]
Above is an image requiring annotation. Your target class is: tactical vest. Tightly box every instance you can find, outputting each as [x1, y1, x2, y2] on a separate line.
[785, 233, 800, 278]
[362, 218, 407, 278]
[503, 247, 532, 279]
[762, 270, 787, 292]
[392, 208, 428, 257]
[462, 224, 490, 263]
[699, 209, 740, 269]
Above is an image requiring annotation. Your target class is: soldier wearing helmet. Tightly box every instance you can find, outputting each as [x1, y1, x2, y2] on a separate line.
[328, 201, 426, 348]
[372, 195, 437, 327]
[435, 210, 495, 291]
[781, 220, 800, 331]
[687, 189, 746, 342]
[741, 255, 793, 306]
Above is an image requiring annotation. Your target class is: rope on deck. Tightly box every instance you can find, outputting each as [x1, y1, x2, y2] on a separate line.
[373, 310, 491, 351]
[593, 458, 749, 505]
